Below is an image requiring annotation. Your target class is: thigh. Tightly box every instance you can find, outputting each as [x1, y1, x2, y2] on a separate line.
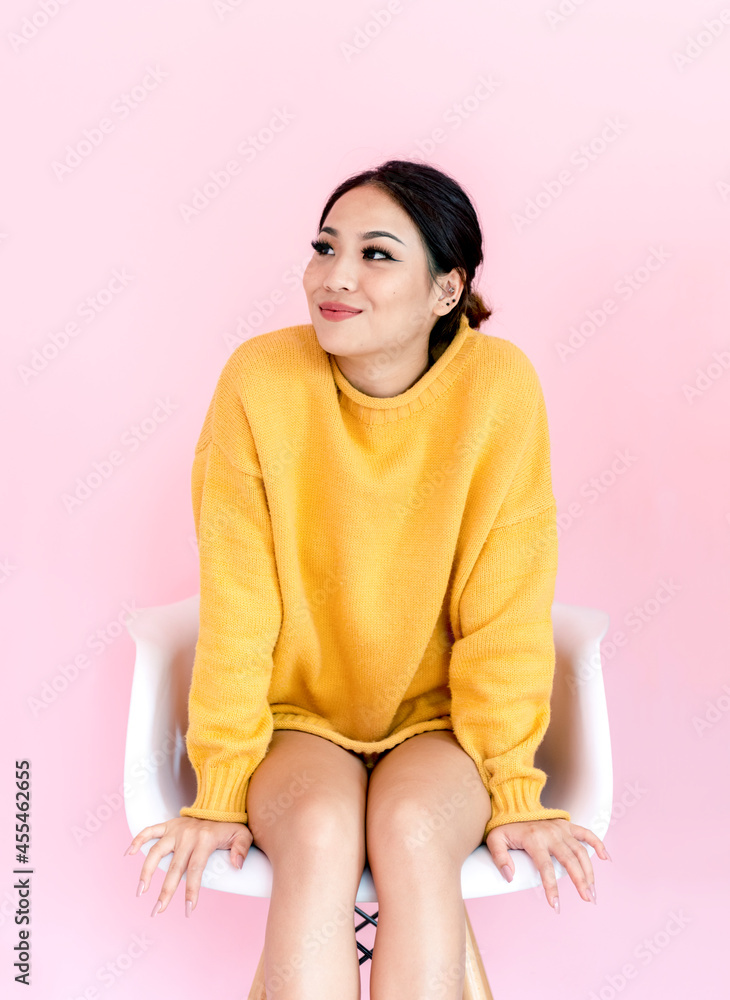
[365, 730, 492, 869]
[247, 730, 370, 867]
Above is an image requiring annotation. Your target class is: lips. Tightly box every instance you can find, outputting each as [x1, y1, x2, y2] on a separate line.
[319, 301, 363, 314]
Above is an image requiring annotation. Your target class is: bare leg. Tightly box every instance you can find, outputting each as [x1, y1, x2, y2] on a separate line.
[365, 730, 492, 1000]
[246, 730, 369, 1000]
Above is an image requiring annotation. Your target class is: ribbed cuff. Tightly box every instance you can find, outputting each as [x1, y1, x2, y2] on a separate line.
[178, 763, 251, 826]
[484, 777, 571, 838]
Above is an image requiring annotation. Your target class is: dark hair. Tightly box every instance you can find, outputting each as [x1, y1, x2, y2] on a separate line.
[316, 159, 491, 364]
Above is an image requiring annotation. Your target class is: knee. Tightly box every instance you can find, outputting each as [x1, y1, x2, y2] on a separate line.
[254, 792, 364, 865]
[367, 793, 464, 871]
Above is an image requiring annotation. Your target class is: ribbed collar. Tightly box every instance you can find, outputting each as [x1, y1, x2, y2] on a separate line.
[328, 313, 478, 425]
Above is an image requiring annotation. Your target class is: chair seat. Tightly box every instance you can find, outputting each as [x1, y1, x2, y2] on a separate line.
[124, 595, 613, 903]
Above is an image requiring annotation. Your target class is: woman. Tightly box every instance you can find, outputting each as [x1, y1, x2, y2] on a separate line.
[124, 159, 609, 998]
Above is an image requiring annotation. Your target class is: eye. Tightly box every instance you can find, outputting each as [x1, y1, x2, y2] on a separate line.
[311, 239, 334, 255]
[310, 239, 395, 261]
[362, 243, 395, 261]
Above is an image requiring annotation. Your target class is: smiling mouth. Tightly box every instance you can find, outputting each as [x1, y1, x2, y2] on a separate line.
[318, 305, 364, 322]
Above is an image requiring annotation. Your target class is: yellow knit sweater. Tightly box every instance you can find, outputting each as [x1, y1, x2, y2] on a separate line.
[179, 313, 571, 839]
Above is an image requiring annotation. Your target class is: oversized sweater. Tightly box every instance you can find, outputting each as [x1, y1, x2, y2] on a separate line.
[179, 312, 571, 840]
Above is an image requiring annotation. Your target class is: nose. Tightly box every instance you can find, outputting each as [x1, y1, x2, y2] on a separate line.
[322, 255, 357, 293]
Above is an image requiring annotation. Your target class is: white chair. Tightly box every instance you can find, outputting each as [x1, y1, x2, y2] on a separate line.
[124, 596, 612, 999]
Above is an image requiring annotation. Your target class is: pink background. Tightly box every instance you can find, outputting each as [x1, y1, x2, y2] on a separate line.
[2, 1, 728, 996]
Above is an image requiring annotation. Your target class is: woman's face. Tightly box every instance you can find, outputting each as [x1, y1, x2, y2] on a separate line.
[303, 183, 459, 392]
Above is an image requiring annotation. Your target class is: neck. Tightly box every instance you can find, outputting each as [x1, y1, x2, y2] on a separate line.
[332, 341, 432, 399]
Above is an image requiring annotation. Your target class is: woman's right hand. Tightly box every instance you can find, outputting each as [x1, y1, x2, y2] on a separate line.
[124, 815, 254, 917]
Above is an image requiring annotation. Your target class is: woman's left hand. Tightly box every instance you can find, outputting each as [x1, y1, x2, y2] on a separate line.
[485, 818, 611, 914]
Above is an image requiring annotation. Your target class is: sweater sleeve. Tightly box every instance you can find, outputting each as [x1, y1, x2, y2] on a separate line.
[448, 383, 571, 840]
[179, 378, 282, 825]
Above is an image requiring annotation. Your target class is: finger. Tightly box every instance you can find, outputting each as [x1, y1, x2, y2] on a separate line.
[185, 829, 253, 913]
[124, 824, 167, 857]
[230, 827, 255, 872]
[151, 837, 199, 917]
[552, 842, 595, 904]
[485, 835, 515, 883]
[529, 848, 561, 913]
[564, 835, 597, 900]
[229, 842, 244, 871]
[183, 845, 218, 915]
[137, 832, 176, 897]
[569, 823, 612, 861]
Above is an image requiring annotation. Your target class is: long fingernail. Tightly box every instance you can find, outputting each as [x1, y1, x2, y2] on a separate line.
[552, 897, 560, 915]
[588, 884, 597, 904]
[151, 900, 162, 918]
[123, 845, 132, 857]
[186, 900, 193, 918]
[136, 880, 145, 897]
[604, 849, 613, 862]
[500, 865, 513, 882]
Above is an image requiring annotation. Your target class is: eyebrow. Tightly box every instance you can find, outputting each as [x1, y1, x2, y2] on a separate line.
[319, 225, 406, 246]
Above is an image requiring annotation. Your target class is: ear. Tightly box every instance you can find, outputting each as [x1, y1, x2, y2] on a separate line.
[433, 269, 465, 317]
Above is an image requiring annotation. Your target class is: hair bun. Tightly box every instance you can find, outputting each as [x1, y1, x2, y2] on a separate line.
[464, 289, 492, 329]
